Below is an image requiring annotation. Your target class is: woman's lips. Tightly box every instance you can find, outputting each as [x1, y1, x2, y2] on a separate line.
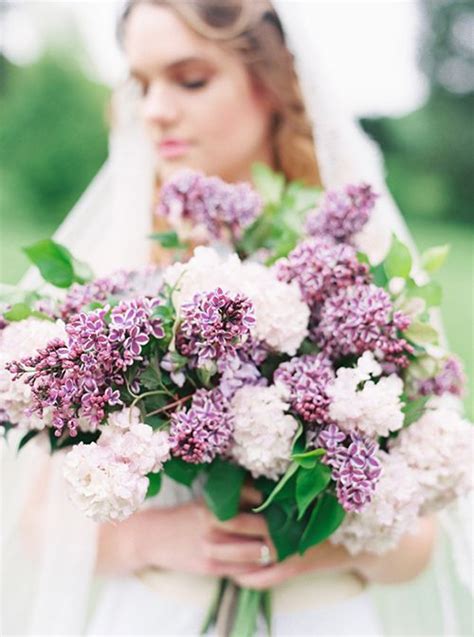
[157, 139, 191, 159]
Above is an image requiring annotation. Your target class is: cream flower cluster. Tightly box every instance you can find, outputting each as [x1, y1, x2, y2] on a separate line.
[230, 385, 298, 480]
[164, 247, 309, 355]
[389, 407, 473, 514]
[331, 451, 422, 555]
[0, 317, 67, 430]
[63, 407, 170, 522]
[327, 351, 404, 437]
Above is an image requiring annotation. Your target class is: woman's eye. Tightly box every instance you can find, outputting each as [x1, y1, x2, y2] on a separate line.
[180, 79, 208, 90]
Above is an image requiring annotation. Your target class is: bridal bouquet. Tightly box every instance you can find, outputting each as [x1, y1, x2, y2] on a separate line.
[1, 165, 471, 636]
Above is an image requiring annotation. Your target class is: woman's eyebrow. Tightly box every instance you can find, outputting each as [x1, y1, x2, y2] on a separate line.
[130, 56, 213, 79]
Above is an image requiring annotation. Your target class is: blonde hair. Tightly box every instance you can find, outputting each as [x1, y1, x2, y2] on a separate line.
[120, 0, 321, 187]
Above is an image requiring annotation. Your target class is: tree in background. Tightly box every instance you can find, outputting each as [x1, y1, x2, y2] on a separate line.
[361, 0, 474, 224]
[0, 51, 109, 281]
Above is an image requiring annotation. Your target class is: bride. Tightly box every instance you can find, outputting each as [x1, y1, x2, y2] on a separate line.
[2, 1, 471, 636]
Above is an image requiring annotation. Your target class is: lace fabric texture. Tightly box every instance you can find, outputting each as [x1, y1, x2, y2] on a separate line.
[1, 2, 472, 635]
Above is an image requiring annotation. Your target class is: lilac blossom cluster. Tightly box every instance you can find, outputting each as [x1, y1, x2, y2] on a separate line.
[157, 169, 262, 242]
[416, 356, 465, 397]
[58, 271, 132, 320]
[314, 283, 413, 368]
[7, 298, 164, 437]
[274, 353, 335, 425]
[317, 424, 382, 513]
[274, 237, 370, 311]
[176, 287, 255, 366]
[305, 183, 377, 242]
[169, 388, 233, 464]
[217, 352, 267, 401]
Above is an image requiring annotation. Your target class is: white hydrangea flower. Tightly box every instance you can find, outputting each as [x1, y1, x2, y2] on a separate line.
[331, 451, 422, 555]
[163, 247, 309, 355]
[63, 408, 171, 522]
[63, 442, 148, 522]
[239, 262, 309, 355]
[0, 318, 66, 429]
[389, 408, 474, 514]
[100, 407, 171, 475]
[327, 352, 404, 437]
[230, 384, 298, 480]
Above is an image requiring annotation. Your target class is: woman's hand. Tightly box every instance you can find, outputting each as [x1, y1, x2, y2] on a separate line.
[228, 515, 437, 590]
[95, 488, 275, 578]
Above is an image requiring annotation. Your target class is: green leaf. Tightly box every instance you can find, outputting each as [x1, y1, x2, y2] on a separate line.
[164, 457, 203, 486]
[421, 244, 450, 274]
[149, 230, 185, 249]
[23, 239, 93, 288]
[146, 472, 162, 498]
[251, 163, 285, 204]
[23, 239, 74, 288]
[264, 502, 307, 561]
[253, 462, 299, 513]
[299, 493, 345, 554]
[296, 463, 331, 520]
[402, 395, 430, 427]
[203, 459, 246, 521]
[17, 429, 40, 453]
[371, 263, 389, 288]
[4, 303, 33, 321]
[143, 414, 168, 430]
[384, 235, 413, 280]
[3, 302, 53, 322]
[406, 280, 442, 307]
[357, 251, 370, 266]
[404, 321, 439, 346]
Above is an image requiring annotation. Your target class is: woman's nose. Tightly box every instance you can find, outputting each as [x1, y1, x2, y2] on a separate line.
[142, 83, 179, 128]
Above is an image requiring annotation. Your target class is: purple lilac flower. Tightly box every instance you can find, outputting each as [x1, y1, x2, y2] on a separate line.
[7, 298, 164, 437]
[313, 283, 413, 368]
[417, 356, 466, 397]
[169, 388, 233, 463]
[275, 237, 370, 311]
[274, 353, 335, 425]
[157, 169, 262, 241]
[58, 271, 132, 320]
[217, 352, 267, 400]
[317, 424, 382, 513]
[176, 287, 255, 366]
[305, 183, 377, 242]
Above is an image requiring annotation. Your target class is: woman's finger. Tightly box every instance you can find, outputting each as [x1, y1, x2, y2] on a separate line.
[240, 483, 263, 509]
[211, 512, 269, 538]
[231, 561, 294, 590]
[203, 535, 277, 565]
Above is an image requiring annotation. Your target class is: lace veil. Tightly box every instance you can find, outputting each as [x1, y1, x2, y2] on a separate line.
[1, 1, 471, 635]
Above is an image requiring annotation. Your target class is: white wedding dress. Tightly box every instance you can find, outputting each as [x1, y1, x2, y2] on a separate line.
[2, 2, 471, 636]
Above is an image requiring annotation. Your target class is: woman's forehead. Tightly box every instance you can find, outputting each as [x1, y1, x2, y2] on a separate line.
[124, 3, 229, 74]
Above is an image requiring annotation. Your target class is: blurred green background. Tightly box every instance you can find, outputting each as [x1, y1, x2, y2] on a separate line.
[0, 0, 472, 416]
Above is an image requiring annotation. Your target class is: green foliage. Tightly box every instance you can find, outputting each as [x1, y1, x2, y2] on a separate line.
[23, 239, 93, 288]
[295, 462, 331, 520]
[203, 459, 246, 521]
[421, 245, 450, 274]
[298, 493, 345, 554]
[163, 457, 203, 486]
[146, 472, 162, 499]
[384, 235, 413, 280]
[0, 51, 108, 283]
[149, 231, 186, 249]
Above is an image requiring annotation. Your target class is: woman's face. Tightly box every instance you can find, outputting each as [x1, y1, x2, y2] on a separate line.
[124, 4, 275, 183]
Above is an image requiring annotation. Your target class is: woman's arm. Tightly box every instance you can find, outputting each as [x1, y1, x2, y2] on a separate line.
[354, 515, 436, 585]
